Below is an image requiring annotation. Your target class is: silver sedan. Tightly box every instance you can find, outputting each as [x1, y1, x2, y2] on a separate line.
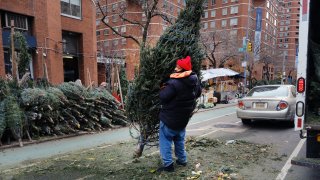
[236, 85, 296, 125]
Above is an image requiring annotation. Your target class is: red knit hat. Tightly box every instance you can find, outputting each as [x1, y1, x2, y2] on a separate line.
[177, 56, 192, 71]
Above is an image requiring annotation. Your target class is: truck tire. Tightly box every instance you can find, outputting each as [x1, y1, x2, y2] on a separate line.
[241, 119, 252, 125]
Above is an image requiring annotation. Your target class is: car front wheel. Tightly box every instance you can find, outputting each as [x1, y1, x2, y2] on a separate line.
[241, 119, 252, 125]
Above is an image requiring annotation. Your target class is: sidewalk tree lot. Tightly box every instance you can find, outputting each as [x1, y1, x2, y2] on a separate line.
[0, 137, 286, 179]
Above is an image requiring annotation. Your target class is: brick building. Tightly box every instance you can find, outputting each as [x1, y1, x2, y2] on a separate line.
[95, 0, 184, 85]
[96, 0, 299, 83]
[0, 0, 97, 86]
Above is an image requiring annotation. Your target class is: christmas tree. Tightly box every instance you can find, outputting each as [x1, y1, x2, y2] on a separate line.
[126, 0, 205, 157]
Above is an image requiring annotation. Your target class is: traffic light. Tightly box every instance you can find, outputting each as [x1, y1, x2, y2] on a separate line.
[247, 42, 252, 52]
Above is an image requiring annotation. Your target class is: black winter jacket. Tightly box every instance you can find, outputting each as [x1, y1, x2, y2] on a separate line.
[159, 72, 201, 130]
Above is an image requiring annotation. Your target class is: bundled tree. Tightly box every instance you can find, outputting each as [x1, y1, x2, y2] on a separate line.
[126, 0, 205, 157]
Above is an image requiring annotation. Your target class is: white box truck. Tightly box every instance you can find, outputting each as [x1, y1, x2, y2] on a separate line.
[291, 0, 320, 168]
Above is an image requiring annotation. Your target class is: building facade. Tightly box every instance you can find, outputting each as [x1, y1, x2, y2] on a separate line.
[96, 0, 299, 83]
[95, 0, 186, 84]
[0, 0, 97, 85]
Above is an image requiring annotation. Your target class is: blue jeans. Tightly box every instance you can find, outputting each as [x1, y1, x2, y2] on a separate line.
[159, 121, 187, 167]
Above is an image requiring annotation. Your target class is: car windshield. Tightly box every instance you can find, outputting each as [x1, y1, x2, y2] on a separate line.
[246, 86, 289, 97]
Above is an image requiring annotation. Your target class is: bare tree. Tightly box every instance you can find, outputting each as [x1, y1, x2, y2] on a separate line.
[97, 0, 172, 49]
[200, 29, 241, 68]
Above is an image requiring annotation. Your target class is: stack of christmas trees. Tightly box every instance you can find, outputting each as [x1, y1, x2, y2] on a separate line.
[0, 79, 127, 146]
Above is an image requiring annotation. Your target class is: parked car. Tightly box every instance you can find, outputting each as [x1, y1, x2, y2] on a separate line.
[236, 85, 296, 125]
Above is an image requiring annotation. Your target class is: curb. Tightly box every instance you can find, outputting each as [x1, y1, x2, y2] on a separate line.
[196, 103, 236, 113]
[0, 105, 235, 151]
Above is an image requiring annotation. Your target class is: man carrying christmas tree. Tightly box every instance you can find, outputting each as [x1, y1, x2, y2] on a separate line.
[157, 56, 201, 172]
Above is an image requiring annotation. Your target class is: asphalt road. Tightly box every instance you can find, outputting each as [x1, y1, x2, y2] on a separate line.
[0, 103, 319, 180]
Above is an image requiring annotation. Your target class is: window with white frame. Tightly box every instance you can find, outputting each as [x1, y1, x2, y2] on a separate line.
[61, 0, 81, 18]
[231, 0, 238, 2]
[104, 29, 109, 35]
[96, 19, 100, 26]
[112, 15, 118, 22]
[121, 26, 126, 33]
[202, 22, 208, 29]
[230, 18, 238, 26]
[5, 13, 29, 30]
[112, 3, 118, 11]
[202, 11, 208, 18]
[267, 1, 270, 8]
[211, 10, 216, 17]
[210, 21, 215, 28]
[103, 17, 109, 23]
[230, 6, 238, 14]
[266, 12, 269, 19]
[113, 39, 118, 46]
[113, 27, 119, 34]
[222, 8, 228, 15]
[211, 0, 216, 5]
[223, 0, 228, 4]
[221, 19, 227, 27]
[274, 19, 277, 26]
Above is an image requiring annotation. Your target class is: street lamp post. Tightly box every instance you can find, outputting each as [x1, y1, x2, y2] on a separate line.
[243, 0, 251, 93]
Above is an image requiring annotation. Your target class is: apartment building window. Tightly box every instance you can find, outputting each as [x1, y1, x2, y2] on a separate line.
[222, 8, 228, 16]
[103, 17, 109, 24]
[210, 21, 215, 28]
[223, 0, 228, 4]
[170, 4, 174, 13]
[202, 11, 208, 18]
[113, 27, 119, 34]
[177, 8, 181, 14]
[121, 26, 126, 33]
[96, 19, 100, 26]
[61, 0, 81, 18]
[202, 22, 208, 29]
[121, 38, 127, 45]
[5, 13, 29, 30]
[211, 0, 216, 5]
[221, 20, 227, 27]
[267, 1, 270, 8]
[96, 30, 100, 36]
[274, 20, 277, 26]
[266, 12, 269, 19]
[113, 39, 118, 46]
[231, 0, 238, 2]
[104, 40, 109, 47]
[279, 33, 283, 37]
[230, 6, 238, 14]
[112, 3, 118, 12]
[285, 38, 289, 42]
[203, 0, 208, 8]
[104, 29, 109, 35]
[230, 18, 238, 26]
[112, 15, 118, 22]
[211, 10, 216, 17]
[284, 44, 288, 48]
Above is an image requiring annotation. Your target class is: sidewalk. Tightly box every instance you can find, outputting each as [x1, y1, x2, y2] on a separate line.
[0, 103, 236, 170]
